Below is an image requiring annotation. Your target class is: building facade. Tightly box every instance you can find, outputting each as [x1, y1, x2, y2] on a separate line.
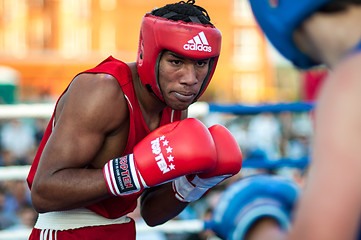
[0, 0, 302, 104]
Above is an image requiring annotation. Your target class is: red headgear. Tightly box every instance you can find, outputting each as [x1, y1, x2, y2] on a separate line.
[137, 14, 222, 102]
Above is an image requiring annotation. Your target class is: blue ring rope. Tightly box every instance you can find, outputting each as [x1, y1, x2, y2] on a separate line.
[208, 101, 315, 114]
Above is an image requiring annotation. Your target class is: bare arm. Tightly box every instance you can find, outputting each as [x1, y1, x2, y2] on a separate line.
[140, 182, 189, 226]
[31, 73, 129, 213]
[289, 55, 361, 240]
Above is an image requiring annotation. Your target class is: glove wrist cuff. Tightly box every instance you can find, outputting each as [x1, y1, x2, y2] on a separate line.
[103, 154, 144, 196]
[172, 175, 211, 202]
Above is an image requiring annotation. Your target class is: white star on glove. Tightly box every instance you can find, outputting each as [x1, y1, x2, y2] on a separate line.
[166, 146, 173, 153]
[167, 155, 174, 162]
[169, 163, 175, 170]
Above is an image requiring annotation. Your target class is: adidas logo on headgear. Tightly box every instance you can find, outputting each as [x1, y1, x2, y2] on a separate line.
[183, 31, 212, 52]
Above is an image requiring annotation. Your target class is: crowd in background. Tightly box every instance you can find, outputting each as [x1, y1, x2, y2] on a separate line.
[0, 118, 46, 232]
[0, 109, 313, 239]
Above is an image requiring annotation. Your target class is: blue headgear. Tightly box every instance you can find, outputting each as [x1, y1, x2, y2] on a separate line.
[249, 0, 333, 69]
[205, 174, 300, 240]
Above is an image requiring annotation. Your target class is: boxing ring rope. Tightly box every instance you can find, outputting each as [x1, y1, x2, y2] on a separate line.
[208, 101, 315, 114]
[0, 101, 314, 239]
[0, 165, 31, 181]
[0, 157, 309, 181]
[0, 103, 55, 119]
[0, 101, 315, 119]
[188, 101, 315, 117]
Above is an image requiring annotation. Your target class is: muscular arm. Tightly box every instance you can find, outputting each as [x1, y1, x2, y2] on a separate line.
[31, 73, 129, 213]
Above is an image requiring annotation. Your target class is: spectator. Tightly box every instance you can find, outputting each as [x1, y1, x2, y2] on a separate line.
[0, 185, 15, 230]
[247, 112, 282, 160]
[2, 180, 32, 224]
[1, 119, 36, 164]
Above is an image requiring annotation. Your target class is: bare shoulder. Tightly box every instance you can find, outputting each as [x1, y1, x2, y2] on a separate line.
[56, 72, 129, 134]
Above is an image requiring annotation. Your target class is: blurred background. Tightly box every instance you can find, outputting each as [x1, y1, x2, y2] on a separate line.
[0, 0, 328, 104]
[0, 0, 327, 239]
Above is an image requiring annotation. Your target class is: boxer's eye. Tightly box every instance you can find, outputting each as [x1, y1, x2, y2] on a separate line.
[170, 59, 182, 66]
[196, 60, 209, 68]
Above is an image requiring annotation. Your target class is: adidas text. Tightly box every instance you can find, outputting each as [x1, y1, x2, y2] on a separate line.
[183, 44, 212, 52]
[184, 32, 212, 52]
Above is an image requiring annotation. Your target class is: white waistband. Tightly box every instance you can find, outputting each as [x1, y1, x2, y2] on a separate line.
[34, 208, 131, 230]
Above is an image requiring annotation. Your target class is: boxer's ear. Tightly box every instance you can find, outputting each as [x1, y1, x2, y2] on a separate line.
[140, 41, 144, 60]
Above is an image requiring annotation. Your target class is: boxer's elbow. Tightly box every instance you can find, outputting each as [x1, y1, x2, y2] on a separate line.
[31, 193, 48, 213]
[31, 180, 58, 213]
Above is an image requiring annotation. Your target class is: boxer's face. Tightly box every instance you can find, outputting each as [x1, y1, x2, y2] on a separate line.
[293, 13, 324, 65]
[158, 50, 210, 110]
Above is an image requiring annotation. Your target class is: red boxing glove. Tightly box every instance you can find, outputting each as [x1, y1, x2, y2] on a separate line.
[103, 118, 217, 196]
[199, 124, 243, 178]
[173, 124, 243, 202]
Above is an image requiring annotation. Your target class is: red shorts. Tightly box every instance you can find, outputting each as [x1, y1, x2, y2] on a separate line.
[28, 218, 136, 240]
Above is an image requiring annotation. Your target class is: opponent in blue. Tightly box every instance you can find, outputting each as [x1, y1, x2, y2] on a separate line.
[248, 1, 361, 239]
[206, 174, 300, 240]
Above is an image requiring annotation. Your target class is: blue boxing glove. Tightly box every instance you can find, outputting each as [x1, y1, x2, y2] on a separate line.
[205, 174, 300, 240]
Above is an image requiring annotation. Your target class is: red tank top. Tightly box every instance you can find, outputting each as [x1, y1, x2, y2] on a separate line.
[27, 56, 182, 219]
